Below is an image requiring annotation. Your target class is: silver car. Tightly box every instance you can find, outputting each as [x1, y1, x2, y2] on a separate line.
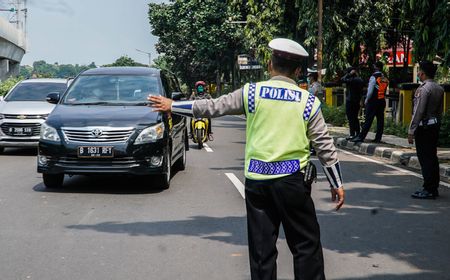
[0, 78, 68, 152]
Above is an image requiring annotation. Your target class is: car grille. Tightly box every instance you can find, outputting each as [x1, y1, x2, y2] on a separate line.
[62, 127, 135, 143]
[3, 114, 47, 119]
[0, 123, 41, 137]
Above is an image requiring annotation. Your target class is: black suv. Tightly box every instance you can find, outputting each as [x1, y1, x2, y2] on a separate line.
[37, 67, 188, 189]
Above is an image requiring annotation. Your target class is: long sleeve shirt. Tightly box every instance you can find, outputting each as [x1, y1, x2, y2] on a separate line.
[172, 76, 343, 188]
[409, 79, 444, 135]
[365, 73, 378, 104]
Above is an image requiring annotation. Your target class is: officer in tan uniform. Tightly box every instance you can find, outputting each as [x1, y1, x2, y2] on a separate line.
[409, 61, 444, 199]
[150, 38, 344, 280]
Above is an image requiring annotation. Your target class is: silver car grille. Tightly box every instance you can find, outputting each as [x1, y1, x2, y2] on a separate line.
[3, 114, 47, 120]
[1, 123, 41, 137]
[62, 127, 135, 143]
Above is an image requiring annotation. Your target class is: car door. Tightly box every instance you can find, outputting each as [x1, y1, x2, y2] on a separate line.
[161, 73, 185, 160]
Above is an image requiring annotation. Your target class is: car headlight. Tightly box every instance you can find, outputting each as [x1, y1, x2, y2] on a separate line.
[134, 123, 165, 144]
[40, 123, 61, 142]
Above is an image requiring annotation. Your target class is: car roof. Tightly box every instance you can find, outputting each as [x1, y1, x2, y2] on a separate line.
[81, 67, 160, 76]
[21, 78, 68, 84]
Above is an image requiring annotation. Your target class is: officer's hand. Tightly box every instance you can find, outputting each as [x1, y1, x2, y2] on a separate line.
[331, 187, 345, 211]
[149, 95, 173, 112]
[408, 134, 414, 145]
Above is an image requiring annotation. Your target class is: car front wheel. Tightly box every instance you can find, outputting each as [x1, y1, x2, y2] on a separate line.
[158, 153, 171, 189]
[43, 173, 64, 189]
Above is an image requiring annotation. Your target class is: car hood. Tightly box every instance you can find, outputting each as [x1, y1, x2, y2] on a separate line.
[0, 101, 55, 115]
[46, 105, 162, 128]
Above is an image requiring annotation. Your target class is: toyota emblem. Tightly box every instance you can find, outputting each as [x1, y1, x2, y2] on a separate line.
[91, 128, 103, 138]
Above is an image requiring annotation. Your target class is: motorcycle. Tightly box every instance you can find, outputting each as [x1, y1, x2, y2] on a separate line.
[191, 118, 209, 149]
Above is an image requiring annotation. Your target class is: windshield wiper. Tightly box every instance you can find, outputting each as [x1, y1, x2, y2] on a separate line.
[66, 102, 113, 106]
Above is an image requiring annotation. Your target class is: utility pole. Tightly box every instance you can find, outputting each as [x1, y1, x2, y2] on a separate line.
[136, 49, 152, 66]
[317, 0, 323, 82]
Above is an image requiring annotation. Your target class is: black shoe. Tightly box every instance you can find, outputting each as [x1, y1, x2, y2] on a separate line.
[346, 135, 357, 140]
[350, 137, 364, 143]
[411, 189, 438, 199]
[370, 139, 382, 143]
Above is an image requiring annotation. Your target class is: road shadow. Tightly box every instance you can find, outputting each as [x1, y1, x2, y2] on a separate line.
[0, 147, 37, 157]
[68, 215, 249, 246]
[315, 159, 450, 280]
[32, 173, 174, 195]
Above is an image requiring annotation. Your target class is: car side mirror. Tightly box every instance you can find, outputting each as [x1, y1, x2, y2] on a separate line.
[172, 92, 186, 101]
[46, 93, 60, 104]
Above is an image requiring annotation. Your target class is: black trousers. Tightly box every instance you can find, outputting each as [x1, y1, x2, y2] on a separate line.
[345, 101, 360, 136]
[359, 99, 385, 141]
[245, 172, 325, 280]
[415, 124, 440, 193]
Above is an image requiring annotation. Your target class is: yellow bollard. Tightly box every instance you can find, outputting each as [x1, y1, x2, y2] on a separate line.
[399, 83, 419, 125]
[443, 85, 450, 113]
[325, 87, 333, 107]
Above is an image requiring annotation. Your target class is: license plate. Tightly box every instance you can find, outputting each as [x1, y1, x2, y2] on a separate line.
[9, 127, 33, 136]
[78, 146, 114, 158]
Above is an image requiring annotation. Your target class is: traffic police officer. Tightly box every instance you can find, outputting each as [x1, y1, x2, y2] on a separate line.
[150, 38, 345, 280]
[409, 61, 444, 199]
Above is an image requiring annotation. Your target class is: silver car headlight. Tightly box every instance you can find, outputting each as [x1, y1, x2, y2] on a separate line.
[134, 123, 165, 144]
[40, 123, 61, 142]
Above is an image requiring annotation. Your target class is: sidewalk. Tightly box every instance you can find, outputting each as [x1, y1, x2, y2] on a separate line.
[327, 125, 450, 182]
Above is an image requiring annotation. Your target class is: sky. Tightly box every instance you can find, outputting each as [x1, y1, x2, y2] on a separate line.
[6, 0, 166, 66]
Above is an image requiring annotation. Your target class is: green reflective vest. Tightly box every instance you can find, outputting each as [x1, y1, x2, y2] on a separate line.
[242, 79, 321, 180]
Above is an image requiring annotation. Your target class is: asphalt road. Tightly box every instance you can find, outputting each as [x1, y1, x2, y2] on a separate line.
[0, 115, 449, 280]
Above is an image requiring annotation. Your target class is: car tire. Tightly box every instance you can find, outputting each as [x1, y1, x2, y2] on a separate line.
[158, 153, 171, 189]
[43, 173, 64, 189]
[174, 140, 186, 171]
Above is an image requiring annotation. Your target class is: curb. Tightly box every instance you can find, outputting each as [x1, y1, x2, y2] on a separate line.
[333, 136, 450, 181]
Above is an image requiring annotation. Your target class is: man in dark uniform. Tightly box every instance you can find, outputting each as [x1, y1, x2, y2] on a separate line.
[341, 67, 364, 140]
[352, 61, 389, 143]
[150, 38, 345, 280]
[409, 61, 444, 199]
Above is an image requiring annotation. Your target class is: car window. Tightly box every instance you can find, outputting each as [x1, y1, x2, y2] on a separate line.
[62, 75, 161, 105]
[5, 82, 67, 102]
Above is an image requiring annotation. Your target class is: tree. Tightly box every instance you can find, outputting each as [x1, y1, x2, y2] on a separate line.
[103, 56, 146, 67]
[149, 0, 245, 94]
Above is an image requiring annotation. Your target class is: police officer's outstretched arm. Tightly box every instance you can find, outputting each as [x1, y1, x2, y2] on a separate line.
[308, 108, 345, 210]
[149, 88, 245, 118]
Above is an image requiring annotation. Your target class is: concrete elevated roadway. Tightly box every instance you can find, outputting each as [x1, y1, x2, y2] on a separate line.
[0, 16, 26, 81]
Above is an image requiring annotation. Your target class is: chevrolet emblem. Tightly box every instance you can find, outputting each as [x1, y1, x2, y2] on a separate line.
[17, 115, 27, 119]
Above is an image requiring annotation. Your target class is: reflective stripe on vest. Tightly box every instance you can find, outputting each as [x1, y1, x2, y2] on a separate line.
[242, 80, 321, 180]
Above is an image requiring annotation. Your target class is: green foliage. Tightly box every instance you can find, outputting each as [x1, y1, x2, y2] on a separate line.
[103, 56, 146, 67]
[382, 118, 409, 138]
[148, 0, 245, 91]
[321, 104, 347, 126]
[21, 61, 97, 79]
[439, 110, 450, 148]
[0, 77, 23, 96]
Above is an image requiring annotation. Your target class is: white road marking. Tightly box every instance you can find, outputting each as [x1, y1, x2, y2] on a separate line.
[203, 143, 213, 152]
[233, 115, 246, 120]
[225, 173, 245, 199]
[338, 148, 450, 188]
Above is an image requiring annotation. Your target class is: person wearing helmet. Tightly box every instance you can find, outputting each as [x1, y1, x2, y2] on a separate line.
[189, 81, 213, 141]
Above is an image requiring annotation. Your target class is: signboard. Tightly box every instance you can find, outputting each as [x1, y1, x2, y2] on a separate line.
[237, 54, 262, 71]
[386, 51, 413, 66]
[239, 65, 263, 70]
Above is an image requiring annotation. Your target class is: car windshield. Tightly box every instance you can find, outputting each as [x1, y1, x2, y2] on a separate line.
[62, 75, 161, 105]
[5, 82, 67, 102]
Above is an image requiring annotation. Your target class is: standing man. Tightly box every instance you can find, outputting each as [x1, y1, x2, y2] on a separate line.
[150, 38, 345, 280]
[307, 71, 322, 98]
[409, 61, 444, 199]
[341, 67, 364, 140]
[352, 61, 389, 143]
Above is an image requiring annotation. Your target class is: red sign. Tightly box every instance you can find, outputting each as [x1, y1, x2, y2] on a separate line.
[386, 51, 412, 66]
